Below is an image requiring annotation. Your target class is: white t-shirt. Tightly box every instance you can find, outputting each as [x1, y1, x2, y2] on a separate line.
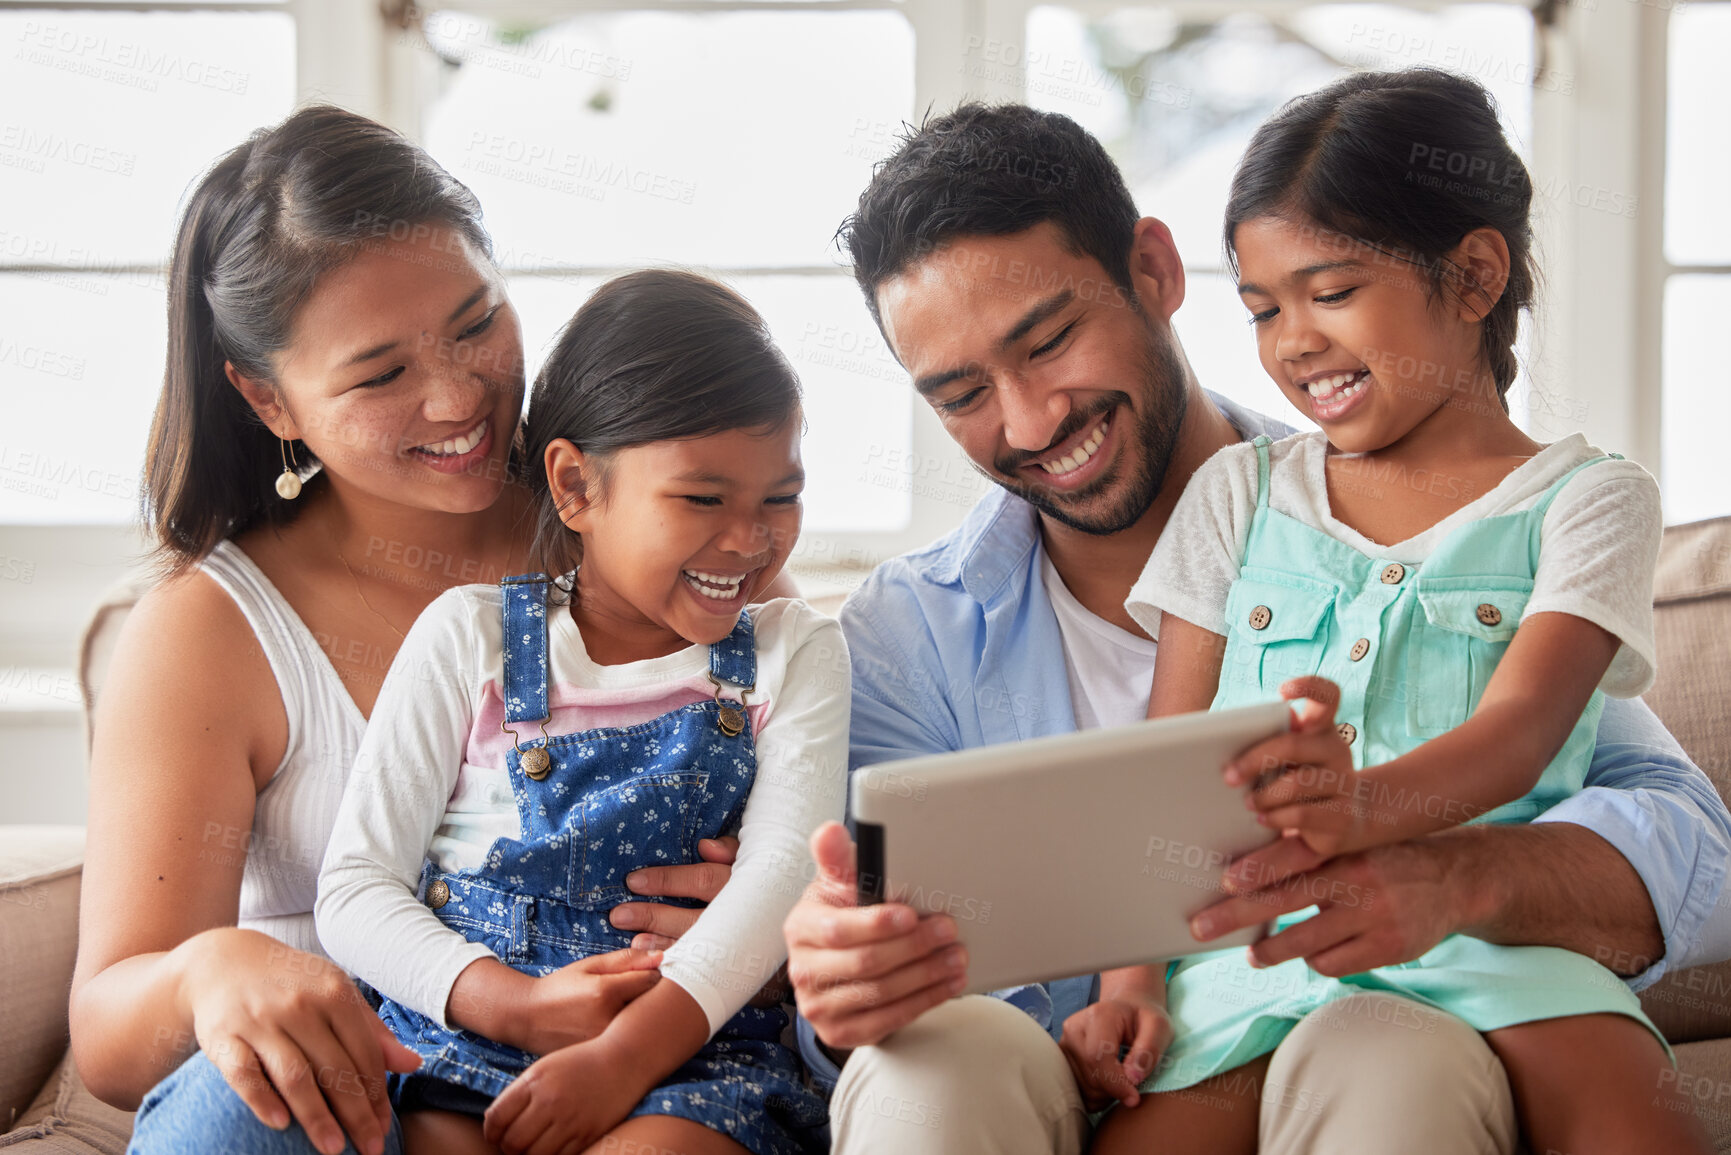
[1126, 431, 1661, 698]
[316, 588, 848, 1038]
[1041, 549, 1160, 731]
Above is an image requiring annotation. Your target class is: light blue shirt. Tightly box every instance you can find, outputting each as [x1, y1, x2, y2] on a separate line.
[798, 392, 1731, 1088]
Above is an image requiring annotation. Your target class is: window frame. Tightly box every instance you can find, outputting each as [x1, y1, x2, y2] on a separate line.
[0, 0, 1693, 615]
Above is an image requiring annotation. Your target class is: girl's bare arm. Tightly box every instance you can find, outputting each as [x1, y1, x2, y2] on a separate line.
[1251, 612, 1620, 851]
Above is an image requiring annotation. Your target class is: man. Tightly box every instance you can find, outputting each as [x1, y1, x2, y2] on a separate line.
[775, 103, 1731, 1153]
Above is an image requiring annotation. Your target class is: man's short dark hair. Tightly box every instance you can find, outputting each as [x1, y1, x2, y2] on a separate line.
[838, 102, 1142, 331]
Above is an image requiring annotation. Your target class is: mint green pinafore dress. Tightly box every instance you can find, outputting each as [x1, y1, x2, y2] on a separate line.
[1144, 436, 1662, 1094]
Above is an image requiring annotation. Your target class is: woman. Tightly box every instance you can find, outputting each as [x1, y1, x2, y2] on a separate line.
[70, 105, 763, 1155]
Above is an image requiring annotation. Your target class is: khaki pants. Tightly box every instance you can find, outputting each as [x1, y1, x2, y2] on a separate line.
[829, 992, 1519, 1154]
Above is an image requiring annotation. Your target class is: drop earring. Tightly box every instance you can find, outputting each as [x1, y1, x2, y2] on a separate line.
[275, 438, 303, 500]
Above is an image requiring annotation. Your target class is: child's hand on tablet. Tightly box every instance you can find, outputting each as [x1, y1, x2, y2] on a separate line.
[1058, 992, 1172, 1111]
[1226, 677, 1362, 858]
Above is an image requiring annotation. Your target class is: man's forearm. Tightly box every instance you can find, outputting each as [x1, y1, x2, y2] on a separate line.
[1444, 820, 1663, 975]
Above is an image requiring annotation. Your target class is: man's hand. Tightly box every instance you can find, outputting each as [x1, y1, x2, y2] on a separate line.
[1194, 833, 1470, 976]
[609, 836, 741, 950]
[1058, 996, 1172, 1112]
[784, 822, 967, 1053]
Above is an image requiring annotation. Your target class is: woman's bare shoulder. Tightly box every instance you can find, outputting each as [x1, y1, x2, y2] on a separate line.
[100, 558, 287, 786]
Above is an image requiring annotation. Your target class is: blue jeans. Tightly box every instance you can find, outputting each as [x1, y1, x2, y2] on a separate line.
[127, 1051, 404, 1155]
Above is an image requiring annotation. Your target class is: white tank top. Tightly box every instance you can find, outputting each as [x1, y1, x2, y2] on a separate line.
[201, 540, 366, 960]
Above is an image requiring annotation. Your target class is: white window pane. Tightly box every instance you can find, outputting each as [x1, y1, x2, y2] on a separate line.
[0, 272, 165, 523]
[1174, 271, 1315, 432]
[0, 12, 296, 267]
[1661, 275, 1731, 525]
[1025, 5, 1532, 273]
[423, 9, 914, 270]
[1665, 4, 1731, 265]
[507, 272, 911, 535]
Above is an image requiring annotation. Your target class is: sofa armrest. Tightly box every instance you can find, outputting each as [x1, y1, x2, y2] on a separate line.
[0, 826, 85, 1130]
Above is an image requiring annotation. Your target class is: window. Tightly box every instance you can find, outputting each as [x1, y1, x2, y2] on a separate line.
[1660, 1, 1731, 525]
[1023, 4, 1536, 432]
[417, 6, 916, 535]
[0, 7, 295, 523]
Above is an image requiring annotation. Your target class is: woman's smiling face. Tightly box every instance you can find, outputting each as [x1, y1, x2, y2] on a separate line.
[1233, 215, 1495, 455]
[258, 224, 526, 513]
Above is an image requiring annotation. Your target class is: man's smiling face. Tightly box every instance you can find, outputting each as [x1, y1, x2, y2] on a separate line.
[876, 221, 1190, 536]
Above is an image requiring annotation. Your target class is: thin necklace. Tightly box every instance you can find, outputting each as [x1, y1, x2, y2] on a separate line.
[335, 548, 406, 641]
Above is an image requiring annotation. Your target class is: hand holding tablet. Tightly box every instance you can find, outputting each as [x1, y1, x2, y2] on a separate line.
[850, 700, 1295, 995]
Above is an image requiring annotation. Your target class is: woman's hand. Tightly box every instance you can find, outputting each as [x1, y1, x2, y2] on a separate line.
[175, 927, 421, 1155]
[1058, 995, 1173, 1112]
[482, 1036, 650, 1155]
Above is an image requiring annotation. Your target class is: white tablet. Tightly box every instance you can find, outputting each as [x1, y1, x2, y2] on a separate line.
[850, 700, 1292, 995]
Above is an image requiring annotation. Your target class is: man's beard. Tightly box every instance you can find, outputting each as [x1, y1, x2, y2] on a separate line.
[989, 317, 1189, 536]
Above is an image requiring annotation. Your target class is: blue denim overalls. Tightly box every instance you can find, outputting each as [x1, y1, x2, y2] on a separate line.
[1144, 437, 1662, 1094]
[379, 574, 827, 1154]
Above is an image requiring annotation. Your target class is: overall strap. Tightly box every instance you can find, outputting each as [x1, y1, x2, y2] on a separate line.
[1532, 453, 1618, 517]
[1252, 435, 1273, 508]
[499, 573, 551, 724]
[708, 610, 758, 690]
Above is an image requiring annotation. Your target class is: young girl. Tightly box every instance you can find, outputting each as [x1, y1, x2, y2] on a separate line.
[1062, 70, 1710, 1154]
[316, 269, 844, 1155]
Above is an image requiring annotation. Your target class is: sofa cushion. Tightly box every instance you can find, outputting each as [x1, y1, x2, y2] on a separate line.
[0, 1051, 132, 1154]
[0, 827, 85, 1132]
[1640, 517, 1731, 1045]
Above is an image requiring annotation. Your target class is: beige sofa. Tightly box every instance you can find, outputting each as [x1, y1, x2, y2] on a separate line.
[4, 518, 1730, 1151]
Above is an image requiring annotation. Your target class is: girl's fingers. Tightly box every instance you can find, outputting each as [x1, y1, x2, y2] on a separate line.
[580, 946, 664, 974]
[204, 1033, 291, 1132]
[494, 1084, 551, 1155]
[697, 835, 741, 865]
[1279, 676, 1342, 717]
[1257, 804, 1342, 835]
[1247, 768, 1342, 811]
[249, 1028, 348, 1155]
[528, 1120, 585, 1155]
[596, 967, 663, 1010]
[630, 932, 676, 952]
[1237, 731, 1352, 782]
[1125, 1009, 1169, 1086]
[482, 1082, 523, 1146]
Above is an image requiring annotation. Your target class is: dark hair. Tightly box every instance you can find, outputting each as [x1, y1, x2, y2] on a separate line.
[523, 269, 803, 576]
[839, 103, 1141, 330]
[1224, 68, 1536, 405]
[145, 104, 494, 573]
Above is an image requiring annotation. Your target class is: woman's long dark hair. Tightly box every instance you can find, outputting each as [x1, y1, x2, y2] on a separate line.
[1224, 68, 1537, 407]
[523, 269, 803, 577]
[146, 104, 493, 573]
